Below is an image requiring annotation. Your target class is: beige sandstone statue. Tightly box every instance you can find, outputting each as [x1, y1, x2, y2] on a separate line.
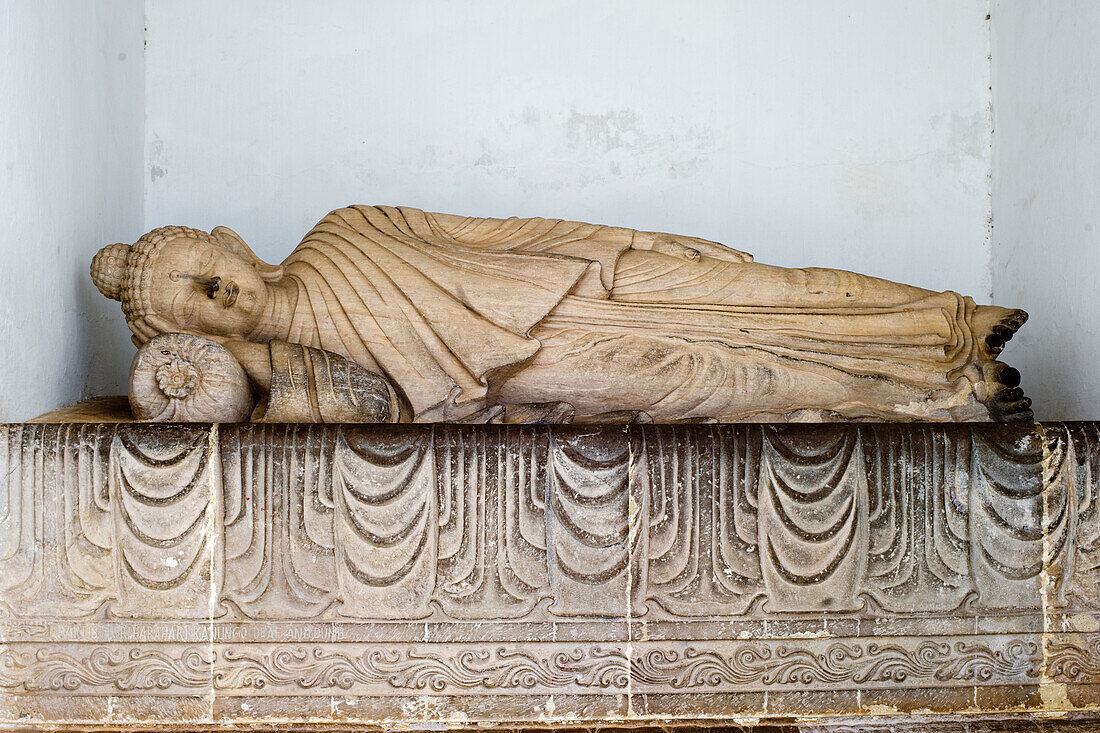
[91, 206, 1029, 423]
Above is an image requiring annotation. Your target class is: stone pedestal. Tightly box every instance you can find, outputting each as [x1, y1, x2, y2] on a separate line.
[2, 422, 1100, 730]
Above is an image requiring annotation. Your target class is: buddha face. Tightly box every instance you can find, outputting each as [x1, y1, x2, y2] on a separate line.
[146, 238, 270, 339]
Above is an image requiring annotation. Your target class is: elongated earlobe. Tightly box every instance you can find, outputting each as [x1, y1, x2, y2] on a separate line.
[211, 226, 285, 281]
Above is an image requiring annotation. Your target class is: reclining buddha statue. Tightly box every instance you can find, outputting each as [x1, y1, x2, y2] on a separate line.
[91, 205, 1029, 423]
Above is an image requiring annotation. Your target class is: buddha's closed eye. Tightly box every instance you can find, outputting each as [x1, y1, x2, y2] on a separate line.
[168, 284, 200, 326]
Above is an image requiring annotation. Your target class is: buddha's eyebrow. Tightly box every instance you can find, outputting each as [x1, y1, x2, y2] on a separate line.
[197, 249, 217, 271]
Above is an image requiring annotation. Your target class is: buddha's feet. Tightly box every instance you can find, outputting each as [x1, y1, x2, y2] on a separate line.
[974, 305, 1028, 358]
[972, 306, 1031, 421]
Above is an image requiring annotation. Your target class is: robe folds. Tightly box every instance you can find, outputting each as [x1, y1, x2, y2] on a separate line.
[253, 340, 393, 423]
[282, 206, 597, 420]
[278, 206, 987, 422]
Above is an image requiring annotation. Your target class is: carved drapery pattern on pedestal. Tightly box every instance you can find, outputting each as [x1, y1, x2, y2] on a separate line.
[641, 426, 762, 616]
[3, 423, 1100, 620]
[110, 428, 219, 618]
[547, 428, 636, 616]
[4, 421, 1100, 718]
[0, 424, 217, 619]
[221, 425, 334, 618]
[757, 427, 868, 611]
[434, 426, 548, 618]
[333, 427, 437, 617]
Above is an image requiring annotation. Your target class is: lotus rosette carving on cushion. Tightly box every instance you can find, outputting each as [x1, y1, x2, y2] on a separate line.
[129, 333, 253, 422]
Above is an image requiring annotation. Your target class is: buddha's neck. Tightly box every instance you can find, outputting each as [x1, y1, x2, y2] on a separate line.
[248, 278, 298, 344]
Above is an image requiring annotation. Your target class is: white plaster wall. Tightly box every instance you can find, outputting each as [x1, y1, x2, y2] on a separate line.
[990, 1, 1100, 420]
[144, 0, 994, 298]
[0, 0, 144, 421]
[25, 1, 1096, 421]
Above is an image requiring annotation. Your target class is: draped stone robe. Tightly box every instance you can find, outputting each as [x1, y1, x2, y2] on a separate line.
[253, 340, 394, 423]
[277, 206, 986, 422]
[282, 206, 598, 420]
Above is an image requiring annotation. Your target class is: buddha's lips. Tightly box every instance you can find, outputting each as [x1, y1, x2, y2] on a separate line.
[223, 282, 239, 307]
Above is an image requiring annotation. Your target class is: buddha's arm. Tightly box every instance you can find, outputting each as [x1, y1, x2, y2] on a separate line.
[423, 210, 753, 263]
[217, 339, 272, 391]
[418, 209, 751, 292]
[217, 337, 396, 423]
[130, 316, 274, 391]
[423, 210, 623, 249]
[629, 229, 753, 263]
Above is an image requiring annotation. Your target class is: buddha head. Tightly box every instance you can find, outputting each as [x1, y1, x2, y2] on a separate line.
[91, 226, 284, 344]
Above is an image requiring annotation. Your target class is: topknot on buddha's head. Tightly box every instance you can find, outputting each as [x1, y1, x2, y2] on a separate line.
[90, 242, 132, 301]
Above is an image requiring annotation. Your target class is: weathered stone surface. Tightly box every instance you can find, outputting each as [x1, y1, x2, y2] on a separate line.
[1, 422, 1099, 729]
[92, 206, 1031, 423]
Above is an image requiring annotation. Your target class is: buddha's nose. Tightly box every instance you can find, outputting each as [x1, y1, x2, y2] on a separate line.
[172, 271, 223, 299]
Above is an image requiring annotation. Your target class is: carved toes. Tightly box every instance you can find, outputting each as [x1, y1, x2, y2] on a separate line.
[1005, 308, 1029, 332]
[978, 359, 1032, 423]
[976, 307, 1028, 359]
[985, 384, 1033, 422]
[984, 333, 1005, 355]
[987, 361, 1022, 388]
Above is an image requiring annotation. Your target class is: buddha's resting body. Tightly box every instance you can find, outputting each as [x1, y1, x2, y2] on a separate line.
[91, 206, 1029, 423]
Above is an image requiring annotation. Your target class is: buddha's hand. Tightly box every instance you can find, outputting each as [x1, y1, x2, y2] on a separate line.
[129, 313, 195, 346]
[631, 231, 753, 263]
